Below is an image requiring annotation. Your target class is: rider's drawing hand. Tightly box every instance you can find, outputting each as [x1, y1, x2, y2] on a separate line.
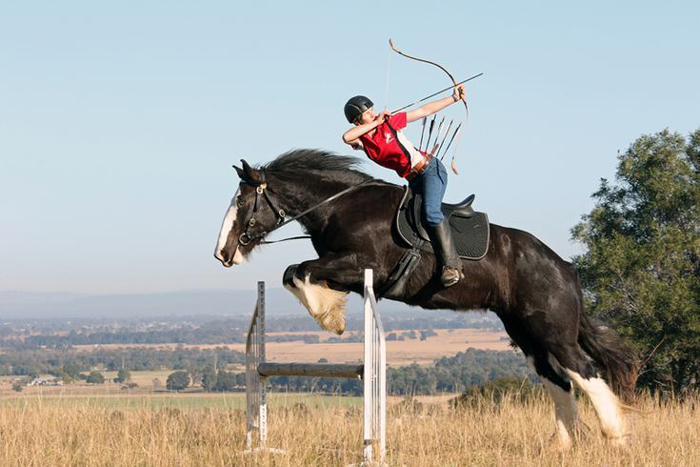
[377, 110, 391, 124]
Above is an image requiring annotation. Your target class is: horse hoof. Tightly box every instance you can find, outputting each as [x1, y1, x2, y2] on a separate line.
[545, 432, 573, 452]
[321, 311, 346, 335]
[607, 434, 630, 450]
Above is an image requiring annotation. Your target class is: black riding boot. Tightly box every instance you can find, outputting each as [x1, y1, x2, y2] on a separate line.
[427, 219, 464, 287]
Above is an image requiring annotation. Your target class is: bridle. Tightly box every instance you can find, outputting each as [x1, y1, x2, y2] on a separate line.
[236, 168, 375, 246]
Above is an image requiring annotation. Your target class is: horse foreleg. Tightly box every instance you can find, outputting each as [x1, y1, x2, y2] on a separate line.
[501, 315, 580, 450]
[283, 255, 365, 335]
[542, 378, 579, 450]
[524, 353, 580, 451]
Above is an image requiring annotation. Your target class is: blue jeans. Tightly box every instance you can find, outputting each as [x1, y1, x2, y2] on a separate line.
[408, 157, 447, 226]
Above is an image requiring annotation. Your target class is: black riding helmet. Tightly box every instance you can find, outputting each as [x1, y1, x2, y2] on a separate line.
[344, 95, 374, 123]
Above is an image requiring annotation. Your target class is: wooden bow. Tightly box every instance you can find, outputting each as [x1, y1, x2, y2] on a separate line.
[389, 39, 468, 174]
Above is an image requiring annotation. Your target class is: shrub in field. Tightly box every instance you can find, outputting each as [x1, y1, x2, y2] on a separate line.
[213, 370, 237, 391]
[166, 370, 190, 391]
[450, 377, 543, 410]
[86, 371, 105, 384]
[115, 368, 131, 383]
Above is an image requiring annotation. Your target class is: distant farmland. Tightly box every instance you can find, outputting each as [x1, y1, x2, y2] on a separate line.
[71, 328, 510, 367]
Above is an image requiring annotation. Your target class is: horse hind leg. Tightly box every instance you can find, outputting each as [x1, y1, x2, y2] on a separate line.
[509, 298, 628, 446]
[543, 340, 627, 445]
[283, 264, 349, 335]
[564, 366, 627, 446]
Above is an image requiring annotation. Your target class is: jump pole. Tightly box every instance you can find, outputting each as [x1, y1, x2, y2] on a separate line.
[244, 269, 386, 464]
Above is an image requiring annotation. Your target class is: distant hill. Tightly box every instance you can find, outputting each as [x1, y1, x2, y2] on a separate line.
[0, 288, 420, 320]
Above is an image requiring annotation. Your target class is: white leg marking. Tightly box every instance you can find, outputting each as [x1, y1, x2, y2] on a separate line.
[215, 189, 243, 263]
[542, 379, 578, 450]
[284, 273, 348, 335]
[527, 356, 578, 450]
[566, 370, 626, 444]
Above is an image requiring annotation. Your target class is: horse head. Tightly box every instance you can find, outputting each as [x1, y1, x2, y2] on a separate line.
[214, 159, 281, 267]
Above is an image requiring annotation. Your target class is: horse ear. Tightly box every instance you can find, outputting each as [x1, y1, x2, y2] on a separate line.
[233, 164, 246, 180]
[241, 159, 260, 182]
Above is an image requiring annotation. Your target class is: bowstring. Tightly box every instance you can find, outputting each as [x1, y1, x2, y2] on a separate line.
[383, 47, 391, 112]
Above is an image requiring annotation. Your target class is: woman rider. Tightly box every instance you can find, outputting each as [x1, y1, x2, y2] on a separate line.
[341, 84, 466, 287]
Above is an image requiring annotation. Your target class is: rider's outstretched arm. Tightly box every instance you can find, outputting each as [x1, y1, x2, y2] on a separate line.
[406, 84, 465, 123]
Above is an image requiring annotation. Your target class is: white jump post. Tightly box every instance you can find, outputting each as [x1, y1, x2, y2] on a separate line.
[245, 269, 386, 464]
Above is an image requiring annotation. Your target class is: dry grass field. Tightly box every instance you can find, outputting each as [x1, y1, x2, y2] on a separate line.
[0, 391, 697, 466]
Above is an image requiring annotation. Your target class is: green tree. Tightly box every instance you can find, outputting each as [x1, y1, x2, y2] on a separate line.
[572, 129, 700, 394]
[62, 362, 81, 379]
[201, 364, 217, 391]
[115, 368, 131, 383]
[60, 371, 74, 384]
[166, 370, 190, 391]
[213, 370, 237, 392]
[86, 371, 105, 384]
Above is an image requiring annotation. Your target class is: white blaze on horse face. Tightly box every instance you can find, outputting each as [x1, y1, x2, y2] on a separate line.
[215, 188, 244, 264]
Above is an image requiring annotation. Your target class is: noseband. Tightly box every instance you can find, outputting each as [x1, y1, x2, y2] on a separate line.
[237, 168, 375, 246]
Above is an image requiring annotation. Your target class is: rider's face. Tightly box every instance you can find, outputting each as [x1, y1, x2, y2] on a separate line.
[356, 107, 377, 125]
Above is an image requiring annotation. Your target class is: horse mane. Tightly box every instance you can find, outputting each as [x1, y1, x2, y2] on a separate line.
[263, 149, 375, 185]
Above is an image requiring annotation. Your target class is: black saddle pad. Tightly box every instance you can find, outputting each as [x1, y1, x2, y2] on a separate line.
[395, 186, 490, 260]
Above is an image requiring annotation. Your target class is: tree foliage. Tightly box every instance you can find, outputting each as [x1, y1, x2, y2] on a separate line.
[115, 369, 131, 383]
[166, 370, 190, 391]
[86, 371, 105, 384]
[572, 129, 700, 393]
[201, 365, 217, 391]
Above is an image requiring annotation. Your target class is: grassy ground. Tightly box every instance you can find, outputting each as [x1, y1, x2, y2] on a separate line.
[0, 392, 697, 466]
[0, 392, 360, 411]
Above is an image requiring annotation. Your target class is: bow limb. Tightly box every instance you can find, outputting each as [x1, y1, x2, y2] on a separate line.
[389, 39, 468, 173]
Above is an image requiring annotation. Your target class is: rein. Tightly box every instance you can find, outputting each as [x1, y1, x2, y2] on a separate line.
[238, 169, 375, 246]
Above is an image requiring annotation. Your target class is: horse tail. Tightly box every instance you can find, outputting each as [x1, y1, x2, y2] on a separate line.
[577, 308, 639, 402]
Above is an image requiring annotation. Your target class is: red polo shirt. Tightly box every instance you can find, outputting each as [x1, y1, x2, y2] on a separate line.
[358, 112, 425, 179]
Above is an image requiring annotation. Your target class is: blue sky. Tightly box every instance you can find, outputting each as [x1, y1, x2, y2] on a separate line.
[1, 1, 698, 294]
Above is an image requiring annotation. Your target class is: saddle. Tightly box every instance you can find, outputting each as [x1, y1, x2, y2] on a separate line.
[394, 186, 490, 260]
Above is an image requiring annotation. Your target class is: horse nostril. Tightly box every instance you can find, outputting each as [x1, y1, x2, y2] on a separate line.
[215, 250, 227, 262]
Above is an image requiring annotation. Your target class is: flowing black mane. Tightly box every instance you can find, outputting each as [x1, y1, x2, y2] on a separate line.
[263, 149, 375, 186]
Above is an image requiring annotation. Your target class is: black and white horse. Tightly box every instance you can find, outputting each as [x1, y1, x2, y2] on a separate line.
[214, 149, 637, 449]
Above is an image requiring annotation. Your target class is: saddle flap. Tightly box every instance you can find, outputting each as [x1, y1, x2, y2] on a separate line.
[394, 186, 490, 260]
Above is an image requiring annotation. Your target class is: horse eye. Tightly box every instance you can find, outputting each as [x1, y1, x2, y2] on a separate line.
[237, 198, 245, 207]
